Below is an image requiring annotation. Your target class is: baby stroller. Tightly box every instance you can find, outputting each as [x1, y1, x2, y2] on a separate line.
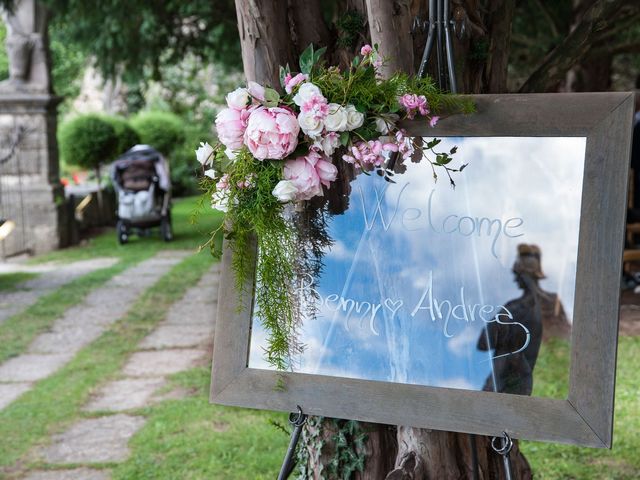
[111, 145, 172, 244]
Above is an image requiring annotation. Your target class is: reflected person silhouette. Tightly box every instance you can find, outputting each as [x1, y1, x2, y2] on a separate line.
[477, 244, 553, 395]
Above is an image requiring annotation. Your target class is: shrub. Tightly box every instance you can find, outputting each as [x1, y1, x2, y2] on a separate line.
[101, 115, 140, 155]
[58, 114, 119, 169]
[130, 111, 186, 156]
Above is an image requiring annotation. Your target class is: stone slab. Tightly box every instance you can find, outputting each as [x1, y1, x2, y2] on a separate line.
[28, 325, 104, 354]
[22, 468, 111, 480]
[0, 354, 73, 382]
[0, 382, 31, 409]
[39, 414, 145, 464]
[122, 349, 206, 377]
[138, 324, 213, 349]
[83, 378, 166, 412]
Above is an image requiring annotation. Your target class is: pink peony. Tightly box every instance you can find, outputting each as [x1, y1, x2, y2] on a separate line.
[284, 151, 337, 201]
[284, 73, 309, 94]
[215, 107, 251, 150]
[244, 106, 300, 160]
[360, 44, 373, 56]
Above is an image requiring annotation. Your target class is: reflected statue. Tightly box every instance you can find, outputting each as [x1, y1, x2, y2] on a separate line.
[478, 244, 553, 395]
[0, 0, 51, 93]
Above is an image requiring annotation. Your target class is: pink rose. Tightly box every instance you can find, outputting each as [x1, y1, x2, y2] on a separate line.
[244, 106, 300, 160]
[284, 151, 337, 201]
[360, 44, 373, 56]
[399, 94, 429, 119]
[215, 107, 251, 150]
[284, 73, 309, 94]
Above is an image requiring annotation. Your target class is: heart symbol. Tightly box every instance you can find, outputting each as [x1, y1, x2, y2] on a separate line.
[384, 298, 403, 318]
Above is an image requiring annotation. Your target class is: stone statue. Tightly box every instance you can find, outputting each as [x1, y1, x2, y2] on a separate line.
[0, 0, 51, 92]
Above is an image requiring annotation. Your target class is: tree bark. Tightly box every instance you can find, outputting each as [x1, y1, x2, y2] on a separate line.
[234, 0, 296, 87]
[365, 0, 415, 76]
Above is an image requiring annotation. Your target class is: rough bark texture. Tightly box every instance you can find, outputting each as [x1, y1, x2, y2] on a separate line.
[289, 0, 331, 57]
[234, 0, 296, 86]
[519, 0, 639, 92]
[365, 0, 415, 76]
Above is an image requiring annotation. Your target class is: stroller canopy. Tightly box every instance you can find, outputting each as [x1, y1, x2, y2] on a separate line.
[111, 145, 171, 192]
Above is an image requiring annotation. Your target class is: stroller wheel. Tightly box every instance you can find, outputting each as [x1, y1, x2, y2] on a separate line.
[117, 220, 129, 245]
[161, 216, 173, 242]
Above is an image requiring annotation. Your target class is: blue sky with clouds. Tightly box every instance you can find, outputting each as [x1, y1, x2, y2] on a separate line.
[249, 136, 586, 396]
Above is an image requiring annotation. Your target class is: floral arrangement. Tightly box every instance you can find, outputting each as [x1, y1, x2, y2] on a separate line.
[197, 44, 472, 373]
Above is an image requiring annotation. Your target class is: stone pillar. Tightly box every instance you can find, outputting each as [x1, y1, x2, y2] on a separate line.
[0, 0, 63, 257]
[0, 94, 64, 256]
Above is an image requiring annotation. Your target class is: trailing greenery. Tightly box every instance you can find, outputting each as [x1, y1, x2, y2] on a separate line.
[58, 114, 119, 169]
[130, 110, 186, 156]
[206, 148, 299, 372]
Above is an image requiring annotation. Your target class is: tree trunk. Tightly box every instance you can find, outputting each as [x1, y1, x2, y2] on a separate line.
[365, 0, 415, 76]
[234, 0, 296, 87]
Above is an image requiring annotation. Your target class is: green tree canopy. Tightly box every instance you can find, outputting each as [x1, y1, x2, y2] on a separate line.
[58, 114, 119, 168]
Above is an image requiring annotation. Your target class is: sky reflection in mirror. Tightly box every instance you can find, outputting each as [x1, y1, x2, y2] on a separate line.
[249, 136, 586, 397]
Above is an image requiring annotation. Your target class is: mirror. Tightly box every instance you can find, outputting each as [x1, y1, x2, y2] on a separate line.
[248, 136, 585, 399]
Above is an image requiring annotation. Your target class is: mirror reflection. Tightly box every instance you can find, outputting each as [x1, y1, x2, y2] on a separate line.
[249, 137, 586, 399]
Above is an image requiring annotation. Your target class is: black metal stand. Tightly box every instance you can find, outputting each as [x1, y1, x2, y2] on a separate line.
[491, 431, 514, 480]
[277, 405, 308, 480]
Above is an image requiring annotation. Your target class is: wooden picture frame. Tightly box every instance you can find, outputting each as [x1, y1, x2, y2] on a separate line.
[210, 92, 634, 448]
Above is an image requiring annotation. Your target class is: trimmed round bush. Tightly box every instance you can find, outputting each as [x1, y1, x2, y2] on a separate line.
[58, 114, 119, 169]
[130, 111, 186, 156]
[101, 115, 140, 155]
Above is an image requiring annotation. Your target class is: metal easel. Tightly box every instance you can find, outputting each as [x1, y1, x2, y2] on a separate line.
[414, 2, 514, 479]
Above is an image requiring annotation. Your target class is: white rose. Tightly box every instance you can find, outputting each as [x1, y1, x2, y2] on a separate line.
[211, 190, 228, 212]
[375, 114, 399, 134]
[272, 180, 299, 203]
[204, 168, 216, 179]
[195, 142, 214, 166]
[314, 132, 340, 156]
[324, 104, 348, 132]
[226, 87, 250, 109]
[298, 111, 324, 138]
[293, 82, 322, 107]
[345, 104, 364, 130]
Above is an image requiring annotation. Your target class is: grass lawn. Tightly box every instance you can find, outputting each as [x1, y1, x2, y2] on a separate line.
[521, 336, 640, 479]
[0, 272, 38, 291]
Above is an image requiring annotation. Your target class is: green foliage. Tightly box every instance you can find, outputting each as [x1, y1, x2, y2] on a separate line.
[101, 115, 140, 155]
[206, 148, 298, 372]
[0, 21, 8, 80]
[130, 110, 185, 156]
[38, 0, 241, 81]
[58, 114, 119, 169]
[335, 10, 366, 49]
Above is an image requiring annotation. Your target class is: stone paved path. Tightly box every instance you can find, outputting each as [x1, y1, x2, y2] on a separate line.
[0, 251, 191, 411]
[24, 262, 219, 480]
[0, 258, 118, 324]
